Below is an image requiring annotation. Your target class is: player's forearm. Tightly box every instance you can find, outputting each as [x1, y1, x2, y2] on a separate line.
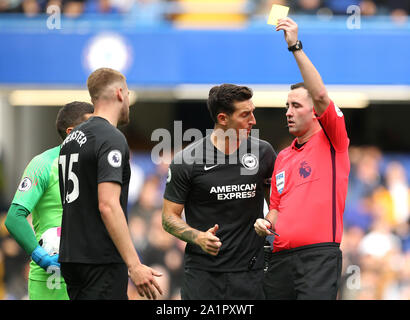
[292, 50, 329, 114]
[99, 202, 141, 268]
[5, 204, 38, 255]
[162, 211, 200, 245]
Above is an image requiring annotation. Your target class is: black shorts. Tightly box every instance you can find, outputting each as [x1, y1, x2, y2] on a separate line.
[181, 268, 265, 300]
[263, 243, 342, 300]
[61, 262, 128, 300]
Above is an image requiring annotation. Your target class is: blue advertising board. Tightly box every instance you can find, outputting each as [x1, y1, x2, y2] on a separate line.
[0, 15, 409, 86]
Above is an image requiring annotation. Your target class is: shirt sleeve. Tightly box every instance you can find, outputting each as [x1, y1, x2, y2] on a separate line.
[5, 204, 38, 255]
[163, 153, 192, 204]
[315, 100, 350, 152]
[97, 133, 128, 185]
[11, 154, 50, 212]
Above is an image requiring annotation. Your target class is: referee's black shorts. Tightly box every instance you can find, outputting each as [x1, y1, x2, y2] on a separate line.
[263, 243, 342, 300]
[181, 268, 265, 300]
[61, 262, 128, 300]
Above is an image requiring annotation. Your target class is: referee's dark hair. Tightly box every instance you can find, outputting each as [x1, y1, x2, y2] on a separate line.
[290, 82, 312, 97]
[207, 84, 253, 124]
[56, 101, 94, 140]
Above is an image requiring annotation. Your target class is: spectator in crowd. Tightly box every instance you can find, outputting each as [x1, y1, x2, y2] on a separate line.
[290, 0, 322, 14]
[339, 146, 410, 300]
[0, 0, 18, 13]
[0, 235, 29, 299]
[83, 0, 118, 14]
[360, 0, 378, 16]
[252, 0, 288, 16]
[0, 211, 30, 300]
[130, 175, 163, 224]
[139, 209, 184, 298]
[127, 0, 165, 24]
[128, 215, 148, 253]
[344, 192, 375, 232]
[345, 146, 382, 217]
[21, 0, 41, 16]
[323, 0, 376, 15]
[63, 0, 85, 17]
[373, 161, 409, 228]
[387, 0, 409, 22]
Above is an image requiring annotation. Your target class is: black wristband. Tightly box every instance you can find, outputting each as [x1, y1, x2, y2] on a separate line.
[288, 40, 303, 52]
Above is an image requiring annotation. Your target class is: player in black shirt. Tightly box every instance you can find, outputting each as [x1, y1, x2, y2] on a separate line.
[59, 68, 163, 300]
[163, 84, 276, 299]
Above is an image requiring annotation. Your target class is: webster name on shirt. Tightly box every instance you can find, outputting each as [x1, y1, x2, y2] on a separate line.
[62, 130, 87, 148]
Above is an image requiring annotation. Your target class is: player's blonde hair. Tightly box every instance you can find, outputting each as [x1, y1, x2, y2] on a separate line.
[87, 68, 126, 103]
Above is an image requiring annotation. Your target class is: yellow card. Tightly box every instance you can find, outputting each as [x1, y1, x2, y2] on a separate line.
[267, 4, 289, 26]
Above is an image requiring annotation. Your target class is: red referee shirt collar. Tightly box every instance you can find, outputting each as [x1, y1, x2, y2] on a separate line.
[291, 129, 322, 151]
[291, 139, 306, 151]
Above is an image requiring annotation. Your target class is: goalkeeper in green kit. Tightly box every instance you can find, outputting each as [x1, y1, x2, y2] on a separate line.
[5, 101, 94, 300]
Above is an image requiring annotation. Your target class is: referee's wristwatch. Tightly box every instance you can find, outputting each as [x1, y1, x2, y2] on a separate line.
[288, 40, 303, 52]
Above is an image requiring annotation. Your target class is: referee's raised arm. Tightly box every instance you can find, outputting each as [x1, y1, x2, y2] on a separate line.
[276, 17, 330, 116]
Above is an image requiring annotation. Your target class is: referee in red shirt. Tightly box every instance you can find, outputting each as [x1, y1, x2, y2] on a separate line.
[254, 17, 350, 299]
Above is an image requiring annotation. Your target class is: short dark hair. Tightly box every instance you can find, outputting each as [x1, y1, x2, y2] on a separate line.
[290, 82, 312, 97]
[207, 84, 253, 124]
[290, 82, 306, 90]
[56, 101, 94, 139]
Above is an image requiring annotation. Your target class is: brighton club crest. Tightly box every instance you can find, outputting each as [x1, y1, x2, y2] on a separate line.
[241, 153, 259, 170]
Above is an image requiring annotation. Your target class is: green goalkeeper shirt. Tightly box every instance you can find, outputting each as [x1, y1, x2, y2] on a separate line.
[10, 146, 64, 282]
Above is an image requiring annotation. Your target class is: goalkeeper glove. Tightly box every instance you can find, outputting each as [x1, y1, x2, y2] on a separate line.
[31, 245, 60, 271]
